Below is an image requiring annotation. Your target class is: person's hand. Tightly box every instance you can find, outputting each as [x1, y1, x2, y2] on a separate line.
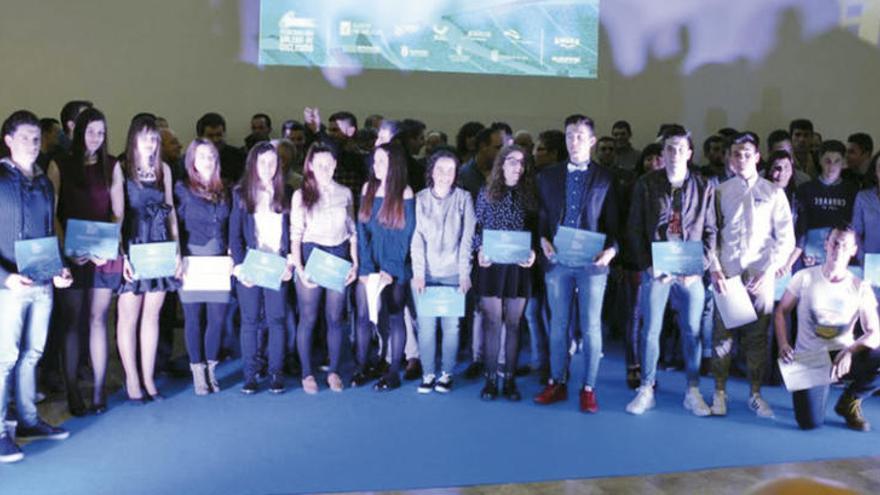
[297, 267, 318, 289]
[344, 265, 358, 286]
[459, 274, 471, 294]
[4, 273, 34, 290]
[593, 248, 616, 267]
[281, 264, 294, 282]
[519, 250, 536, 268]
[540, 237, 556, 261]
[681, 274, 701, 286]
[710, 270, 727, 294]
[775, 263, 792, 280]
[747, 270, 769, 295]
[477, 248, 492, 268]
[122, 257, 135, 283]
[778, 343, 795, 364]
[91, 256, 108, 267]
[379, 270, 393, 285]
[72, 256, 90, 266]
[832, 348, 853, 381]
[803, 255, 817, 267]
[232, 264, 254, 288]
[358, 275, 370, 286]
[53, 268, 73, 289]
[411, 276, 426, 294]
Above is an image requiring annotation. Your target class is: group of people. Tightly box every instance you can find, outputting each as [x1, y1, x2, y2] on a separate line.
[1, 100, 879, 465]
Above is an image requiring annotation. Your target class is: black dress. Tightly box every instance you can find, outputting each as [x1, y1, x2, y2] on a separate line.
[472, 186, 534, 298]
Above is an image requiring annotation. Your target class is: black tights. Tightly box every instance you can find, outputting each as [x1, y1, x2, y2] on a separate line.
[480, 296, 526, 377]
[296, 278, 346, 377]
[356, 281, 407, 376]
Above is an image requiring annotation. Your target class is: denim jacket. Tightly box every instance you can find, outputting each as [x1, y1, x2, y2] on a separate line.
[626, 170, 717, 272]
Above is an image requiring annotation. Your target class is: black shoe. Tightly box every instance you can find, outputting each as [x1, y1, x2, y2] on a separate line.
[700, 357, 711, 377]
[241, 380, 258, 395]
[16, 420, 70, 441]
[537, 367, 550, 386]
[374, 374, 401, 392]
[515, 365, 531, 377]
[464, 361, 484, 380]
[255, 371, 268, 383]
[351, 371, 371, 388]
[503, 377, 522, 402]
[480, 377, 498, 401]
[417, 376, 436, 394]
[68, 392, 89, 417]
[269, 374, 285, 394]
[626, 366, 641, 390]
[92, 402, 107, 415]
[404, 359, 423, 381]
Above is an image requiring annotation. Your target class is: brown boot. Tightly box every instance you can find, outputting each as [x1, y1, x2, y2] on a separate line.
[835, 393, 871, 431]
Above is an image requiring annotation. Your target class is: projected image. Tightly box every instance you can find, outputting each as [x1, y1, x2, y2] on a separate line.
[258, 0, 599, 78]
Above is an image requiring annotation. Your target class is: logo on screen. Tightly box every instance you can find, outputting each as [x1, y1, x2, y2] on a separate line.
[339, 21, 352, 36]
[555, 37, 581, 49]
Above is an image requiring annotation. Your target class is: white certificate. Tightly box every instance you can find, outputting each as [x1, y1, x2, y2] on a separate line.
[713, 276, 758, 329]
[181, 256, 233, 292]
[778, 350, 833, 392]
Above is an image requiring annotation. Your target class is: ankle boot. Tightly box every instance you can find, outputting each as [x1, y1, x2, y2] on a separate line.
[206, 360, 221, 393]
[190, 363, 210, 396]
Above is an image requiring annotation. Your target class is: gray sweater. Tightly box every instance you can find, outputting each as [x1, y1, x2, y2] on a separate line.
[411, 187, 476, 280]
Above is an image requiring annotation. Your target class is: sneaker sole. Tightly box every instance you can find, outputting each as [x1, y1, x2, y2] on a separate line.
[0, 452, 24, 463]
[269, 389, 285, 395]
[625, 400, 655, 415]
[18, 432, 70, 441]
[684, 401, 711, 417]
[417, 387, 433, 394]
[434, 386, 451, 394]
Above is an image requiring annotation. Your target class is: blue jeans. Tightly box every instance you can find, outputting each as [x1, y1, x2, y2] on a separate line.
[414, 276, 460, 377]
[524, 293, 549, 369]
[237, 282, 289, 379]
[0, 286, 53, 426]
[545, 264, 608, 388]
[699, 275, 714, 359]
[639, 273, 704, 386]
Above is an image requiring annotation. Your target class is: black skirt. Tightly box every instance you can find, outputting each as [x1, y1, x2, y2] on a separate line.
[474, 263, 532, 299]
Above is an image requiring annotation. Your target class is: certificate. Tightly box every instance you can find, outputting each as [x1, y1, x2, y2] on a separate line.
[304, 248, 352, 294]
[774, 272, 792, 301]
[64, 219, 120, 261]
[651, 241, 704, 276]
[864, 253, 880, 287]
[713, 276, 758, 329]
[240, 249, 288, 291]
[482, 230, 531, 264]
[180, 256, 233, 303]
[778, 350, 833, 392]
[415, 286, 466, 318]
[553, 226, 604, 267]
[129, 242, 178, 280]
[804, 227, 830, 264]
[14, 237, 63, 283]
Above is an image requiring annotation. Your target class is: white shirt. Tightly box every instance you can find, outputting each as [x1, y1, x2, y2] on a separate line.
[787, 266, 877, 352]
[253, 189, 282, 254]
[709, 174, 795, 277]
[290, 182, 355, 247]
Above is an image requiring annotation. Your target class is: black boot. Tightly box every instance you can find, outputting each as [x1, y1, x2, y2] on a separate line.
[502, 373, 521, 402]
[480, 375, 498, 401]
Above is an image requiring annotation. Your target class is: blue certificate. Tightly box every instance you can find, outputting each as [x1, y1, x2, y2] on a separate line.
[64, 219, 120, 261]
[129, 242, 178, 280]
[304, 248, 352, 293]
[804, 228, 830, 264]
[774, 272, 792, 301]
[864, 254, 880, 287]
[482, 230, 531, 264]
[415, 286, 466, 318]
[553, 226, 605, 267]
[15, 237, 63, 283]
[240, 249, 288, 291]
[651, 241, 704, 276]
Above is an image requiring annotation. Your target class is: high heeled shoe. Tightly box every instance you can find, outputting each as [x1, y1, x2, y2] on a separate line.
[67, 391, 89, 417]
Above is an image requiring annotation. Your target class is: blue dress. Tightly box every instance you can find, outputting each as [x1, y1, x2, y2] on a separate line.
[119, 178, 181, 294]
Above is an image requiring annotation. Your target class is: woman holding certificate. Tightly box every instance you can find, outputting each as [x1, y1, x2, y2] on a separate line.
[410, 149, 476, 394]
[290, 143, 358, 394]
[472, 145, 537, 401]
[117, 114, 181, 403]
[775, 225, 880, 431]
[353, 140, 415, 391]
[174, 139, 231, 395]
[230, 141, 293, 395]
[53, 108, 123, 415]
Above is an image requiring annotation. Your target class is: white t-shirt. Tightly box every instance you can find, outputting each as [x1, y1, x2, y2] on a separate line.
[786, 266, 878, 352]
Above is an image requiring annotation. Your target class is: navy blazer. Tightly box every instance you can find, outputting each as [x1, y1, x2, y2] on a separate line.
[536, 161, 620, 260]
[229, 185, 293, 264]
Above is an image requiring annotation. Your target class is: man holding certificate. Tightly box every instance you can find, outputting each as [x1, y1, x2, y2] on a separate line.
[533, 114, 620, 413]
[0, 111, 74, 464]
[775, 225, 880, 431]
[707, 132, 795, 419]
[625, 125, 716, 416]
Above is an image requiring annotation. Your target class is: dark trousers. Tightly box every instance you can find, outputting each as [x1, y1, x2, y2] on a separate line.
[238, 282, 288, 379]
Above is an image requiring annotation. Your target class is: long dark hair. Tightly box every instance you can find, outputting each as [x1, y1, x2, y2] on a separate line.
[359, 140, 408, 229]
[69, 107, 112, 187]
[184, 138, 227, 203]
[124, 114, 163, 189]
[425, 148, 460, 190]
[486, 144, 536, 210]
[300, 142, 336, 212]
[239, 141, 286, 214]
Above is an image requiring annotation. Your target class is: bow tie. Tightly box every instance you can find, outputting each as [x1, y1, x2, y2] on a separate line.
[568, 162, 589, 173]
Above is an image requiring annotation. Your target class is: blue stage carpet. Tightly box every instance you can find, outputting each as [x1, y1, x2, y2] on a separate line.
[4, 348, 880, 495]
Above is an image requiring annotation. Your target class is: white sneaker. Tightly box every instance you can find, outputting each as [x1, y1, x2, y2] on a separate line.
[748, 393, 775, 418]
[625, 385, 655, 415]
[710, 390, 727, 416]
[683, 387, 711, 417]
